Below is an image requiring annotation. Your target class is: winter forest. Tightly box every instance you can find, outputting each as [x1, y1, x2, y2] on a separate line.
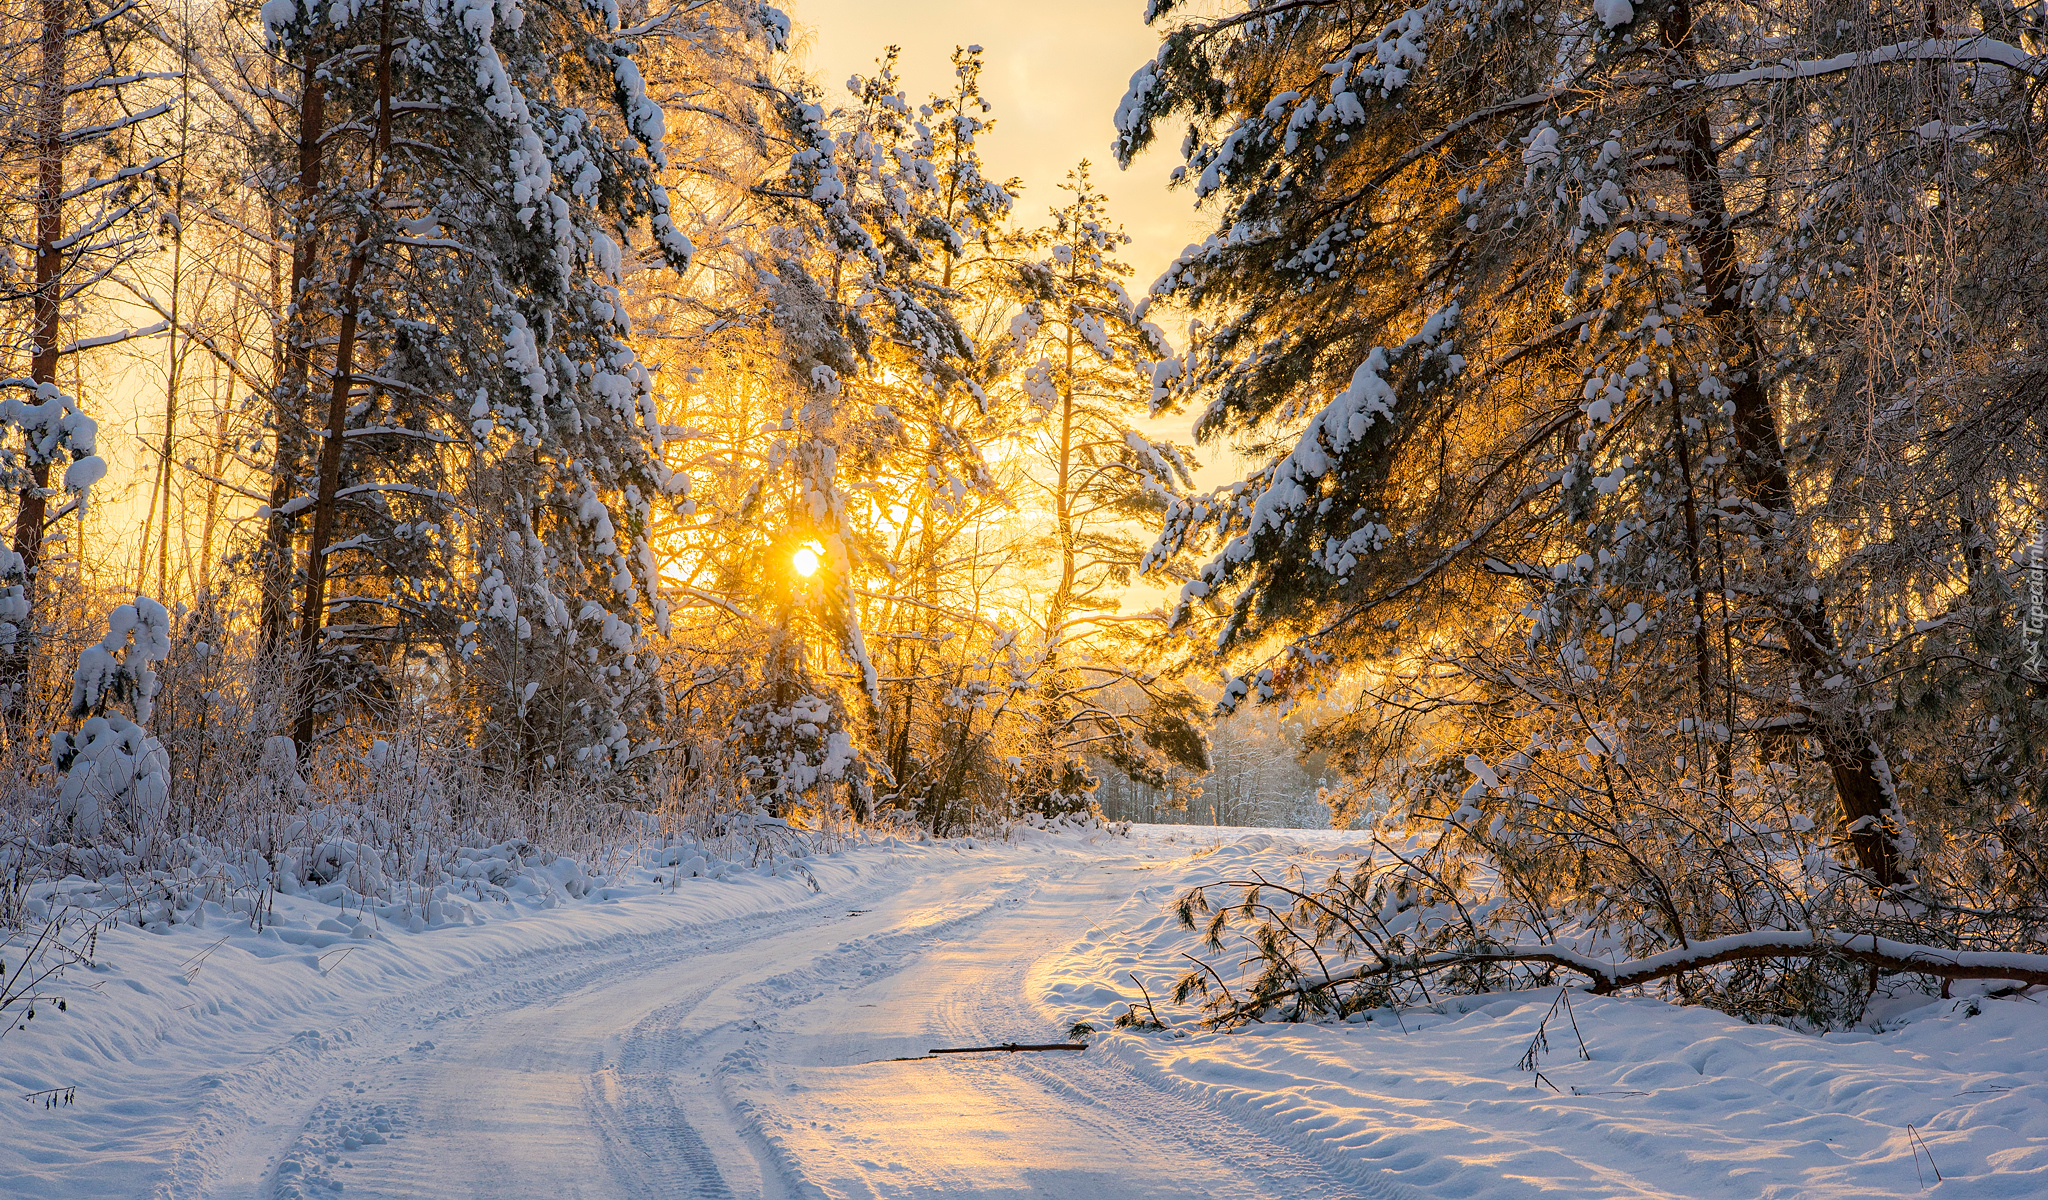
[7, 0, 2048, 1193]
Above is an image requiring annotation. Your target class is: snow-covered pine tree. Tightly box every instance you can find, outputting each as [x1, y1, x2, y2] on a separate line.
[724, 46, 1014, 820]
[1122, 0, 2047, 891]
[1003, 163, 1205, 813]
[253, 0, 780, 775]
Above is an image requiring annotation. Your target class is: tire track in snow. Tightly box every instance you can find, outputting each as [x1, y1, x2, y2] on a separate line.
[938, 891, 1375, 1200]
[168, 868, 927, 1199]
[584, 1003, 736, 1199]
[237, 853, 1052, 1199]
[724, 856, 1362, 1199]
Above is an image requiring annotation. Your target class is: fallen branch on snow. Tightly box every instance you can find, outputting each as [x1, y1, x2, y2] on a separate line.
[925, 1042, 1087, 1055]
[1209, 929, 2048, 1024]
[876, 1042, 1089, 1062]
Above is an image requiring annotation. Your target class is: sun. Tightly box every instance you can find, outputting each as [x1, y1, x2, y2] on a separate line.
[792, 541, 825, 578]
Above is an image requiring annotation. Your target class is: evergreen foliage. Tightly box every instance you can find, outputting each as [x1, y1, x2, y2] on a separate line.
[1122, 0, 2048, 970]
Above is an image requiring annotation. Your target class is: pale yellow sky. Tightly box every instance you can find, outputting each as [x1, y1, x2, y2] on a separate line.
[786, 0, 1210, 289]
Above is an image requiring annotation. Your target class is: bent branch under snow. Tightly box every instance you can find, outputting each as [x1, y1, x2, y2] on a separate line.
[1210, 930, 2048, 1022]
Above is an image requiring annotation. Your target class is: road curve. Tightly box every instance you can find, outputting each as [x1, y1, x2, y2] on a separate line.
[186, 850, 1356, 1199]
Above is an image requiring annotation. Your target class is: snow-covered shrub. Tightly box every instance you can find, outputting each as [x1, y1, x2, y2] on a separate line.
[1018, 809, 1131, 840]
[49, 599, 173, 843]
[727, 690, 865, 820]
[0, 547, 28, 652]
[0, 380, 101, 677]
[0, 579, 888, 938]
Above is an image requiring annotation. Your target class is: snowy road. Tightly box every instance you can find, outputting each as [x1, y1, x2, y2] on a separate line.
[12, 827, 2048, 1199]
[161, 847, 1354, 1199]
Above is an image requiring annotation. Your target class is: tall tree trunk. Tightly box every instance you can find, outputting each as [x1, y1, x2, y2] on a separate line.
[1032, 307, 1081, 811]
[1668, 366, 1729, 788]
[1662, 2, 1902, 884]
[154, 76, 189, 601]
[883, 495, 922, 803]
[292, 248, 370, 750]
[199, 398, 227, 599]
[1048, 325, 1078, 650]
[263, 54, 327, 658]
[4, 0, 68, 720]
[291, 0, 396, 751]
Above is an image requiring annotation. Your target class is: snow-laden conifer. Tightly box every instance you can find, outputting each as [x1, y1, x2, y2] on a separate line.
[710, 46, 1015, 816]
[249, 0, 785, 776]
[1125, 0, 2048, 895]
[1003, 164, 1207, 813]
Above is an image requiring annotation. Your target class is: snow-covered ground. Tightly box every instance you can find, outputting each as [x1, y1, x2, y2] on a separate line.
[3, 824, 2043, 1198]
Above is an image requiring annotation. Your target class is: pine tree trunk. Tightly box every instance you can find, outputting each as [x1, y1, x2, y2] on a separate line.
[1663, 2, 1902, 884]
[292, 243, 372, 750]
[884, 502, 921, 803]
[199, 402, 227, 599]
[262, 57, 326, 658]
[292, 0, 397, 751]
[4, 0, 68, 720]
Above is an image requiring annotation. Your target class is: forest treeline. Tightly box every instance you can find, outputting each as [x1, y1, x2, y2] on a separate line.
[0, 0, 1220, 846]
[5, 0, 2048, 1023]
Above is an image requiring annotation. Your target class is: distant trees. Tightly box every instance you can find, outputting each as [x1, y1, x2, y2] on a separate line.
[1099, 703, 1331, 829]
[657, 48, 1208, 829]
[1003, 163, 1204, 813]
